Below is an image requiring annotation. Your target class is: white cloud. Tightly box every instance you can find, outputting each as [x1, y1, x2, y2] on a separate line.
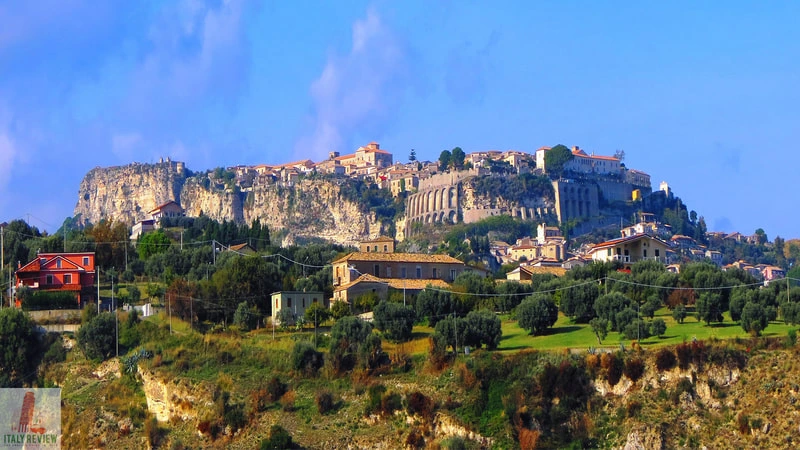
[128, 0, 248, 108]
[297, 8, 411, 160]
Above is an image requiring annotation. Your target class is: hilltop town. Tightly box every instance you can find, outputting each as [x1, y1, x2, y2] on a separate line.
[2, 141, 799, 450]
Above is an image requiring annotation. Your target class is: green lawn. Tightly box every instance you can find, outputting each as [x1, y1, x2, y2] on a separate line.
[497, 308, 799, 352]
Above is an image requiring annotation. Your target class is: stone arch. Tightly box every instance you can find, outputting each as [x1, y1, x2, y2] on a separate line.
[440, 188, 447, 211]
[448, 210, 457, 223]
[448, 187, 457, 209]
[433, 188, 441, 212]
[426, 191, 434, 213]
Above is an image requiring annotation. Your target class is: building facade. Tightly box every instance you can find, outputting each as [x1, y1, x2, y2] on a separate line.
[588, 235, 670, 269]
[271, 291, 326, 325]
[15, 252, 97, 306]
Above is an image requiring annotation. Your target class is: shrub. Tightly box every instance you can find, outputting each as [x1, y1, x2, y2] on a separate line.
[381, 391, 402, 415]
[601, 353, 624, 386]
[737, 413, 750, 434]
[676, 342, 695, 369]
[655, 349, 676, 372]
[260, 425, 293, 450]
[623, 358, 645, 382]
[365, 384, 387, 416]
[223, 402, 246, 431]
[77, 312, 117, 362]
[144, 416, 162, 448]
[41, 336, 67, 366]
[291, 341, 324, 375]
[405, 428, 426, 449]
[266, 377, 287, 402]
[315, 390, 335, 414]
[626, 400, 642, 417]
[280, 390, 295, 412]
[406, 391, 434, 420]
[786, 329, 798, 348]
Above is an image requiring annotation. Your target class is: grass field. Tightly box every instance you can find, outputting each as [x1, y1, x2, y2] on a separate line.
[142, 306, 799, 358]
[497, 307, 799, 352]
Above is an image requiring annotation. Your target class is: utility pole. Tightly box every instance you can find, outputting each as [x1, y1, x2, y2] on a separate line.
[212, 240, 216, 265]
[97, 267, 101, 314]
[180, 229, 184, 251]
[189, 296, 193, 330]
[168, 293, 172, 335]
[113, 275, 118, 358]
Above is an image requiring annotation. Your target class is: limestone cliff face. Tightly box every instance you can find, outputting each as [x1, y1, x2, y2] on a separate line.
[74, 162, 385, 246]
[74, 161, 187, 226]
[241, 179, 382, 246]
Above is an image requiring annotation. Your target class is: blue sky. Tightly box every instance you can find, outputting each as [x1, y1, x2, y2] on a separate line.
[1, 1, 798, 239]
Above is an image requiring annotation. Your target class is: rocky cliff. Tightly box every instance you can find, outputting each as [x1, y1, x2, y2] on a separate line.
[74, 161, 187, 226]
[74, 162, 385, 246]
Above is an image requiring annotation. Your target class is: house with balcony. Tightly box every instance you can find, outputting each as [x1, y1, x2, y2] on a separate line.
[587, 234, 669, 269]
[15, 252, 96, 306]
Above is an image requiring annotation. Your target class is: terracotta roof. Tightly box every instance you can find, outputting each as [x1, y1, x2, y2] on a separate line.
[586, 154, 619, 161]
[150, 200, 182, 213]
[228, 243, 254, 252]
[589, 234, 669, 252]
[335, 274, 450, 292]
[523, 265, 567, 276]
[332, 252, 464, 265]
[508, 265, 567, 278]
[361, 236, 395, 243]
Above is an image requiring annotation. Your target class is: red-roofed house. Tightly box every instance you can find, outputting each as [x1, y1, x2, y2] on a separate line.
[15, 252, 96, 306]
[150, 200, 184, 222]
[588, 234, 669, 269]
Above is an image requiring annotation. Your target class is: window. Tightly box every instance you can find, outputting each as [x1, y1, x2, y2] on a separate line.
[288, 298, 292, 308]
[401, 267, 407, 278]
[607, 249, 612, 256]
[386, 267, 392, 277]
[416, 266, 421, 279]
[450, 269, 457, 281]
[432, 268, 438, 278]
[83, 257, 89, 266]
[46, 275, 53, 285]
[374, 245, 378, 252]
[56, 260, 62, 269]
[374, 264, 380, 277]
[40, 258, 46, 265]
[64, 274, 72, 284]
[383, 245, 388, 252]
[275, 299, 278, 309]
[302, 299, 305, 307]
[655, 249, 660, 258]
[643, 250, 647, 258]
